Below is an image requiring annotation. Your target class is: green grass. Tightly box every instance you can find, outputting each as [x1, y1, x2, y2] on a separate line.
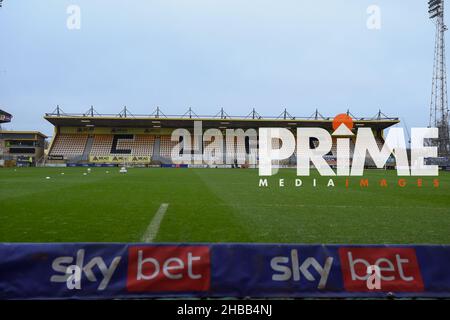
[0, 167, 449, 244]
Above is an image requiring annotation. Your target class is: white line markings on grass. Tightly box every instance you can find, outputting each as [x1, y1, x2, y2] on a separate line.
[141, 203, 169, 242]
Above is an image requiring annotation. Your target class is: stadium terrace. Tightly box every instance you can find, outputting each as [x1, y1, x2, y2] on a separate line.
[43, 107, 400, 171]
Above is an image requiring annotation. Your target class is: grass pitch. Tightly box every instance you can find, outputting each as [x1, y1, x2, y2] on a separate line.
[0, 167, 449, 244]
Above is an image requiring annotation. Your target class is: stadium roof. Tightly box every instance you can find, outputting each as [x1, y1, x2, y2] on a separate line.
[44, 107, 400, 130]
[0, 109, 12, 124]
[0, 131, 48, 139]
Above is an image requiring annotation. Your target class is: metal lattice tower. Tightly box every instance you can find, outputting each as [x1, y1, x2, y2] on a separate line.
[429, 0, 450, 157]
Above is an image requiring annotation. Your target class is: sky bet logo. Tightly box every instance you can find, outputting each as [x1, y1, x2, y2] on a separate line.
[270, 249, 334, 289]
[50, 249, 121, 290]
[49, 246, 210, 292]
[269, 247, 424, 292]
[126, 246, 210, 292]
[339, 248, 424, 292]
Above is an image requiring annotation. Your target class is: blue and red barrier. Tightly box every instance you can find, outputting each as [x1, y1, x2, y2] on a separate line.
[0, 243, 449, 299]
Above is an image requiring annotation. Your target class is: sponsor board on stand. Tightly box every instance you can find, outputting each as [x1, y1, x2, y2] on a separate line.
[89, 156, 151, 164]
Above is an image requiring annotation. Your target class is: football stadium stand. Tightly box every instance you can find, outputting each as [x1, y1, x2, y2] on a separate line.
[0, 110, 47, 167]
[89, 135, 155, 157]
[0, 131, 47, 167]
[50, 134, 88, 160]
[43, 107, 399, 167]
[159, 135, 178, 159]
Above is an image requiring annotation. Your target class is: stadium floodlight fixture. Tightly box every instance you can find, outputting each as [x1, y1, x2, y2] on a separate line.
[429, 0, 443, 19]
[428, 0, 450, 156]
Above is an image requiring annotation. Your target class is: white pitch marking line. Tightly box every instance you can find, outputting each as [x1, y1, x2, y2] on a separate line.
[141, 203, 169, 242]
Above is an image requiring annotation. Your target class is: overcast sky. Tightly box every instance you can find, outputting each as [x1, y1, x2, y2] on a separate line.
[0, 0, 444, 136]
